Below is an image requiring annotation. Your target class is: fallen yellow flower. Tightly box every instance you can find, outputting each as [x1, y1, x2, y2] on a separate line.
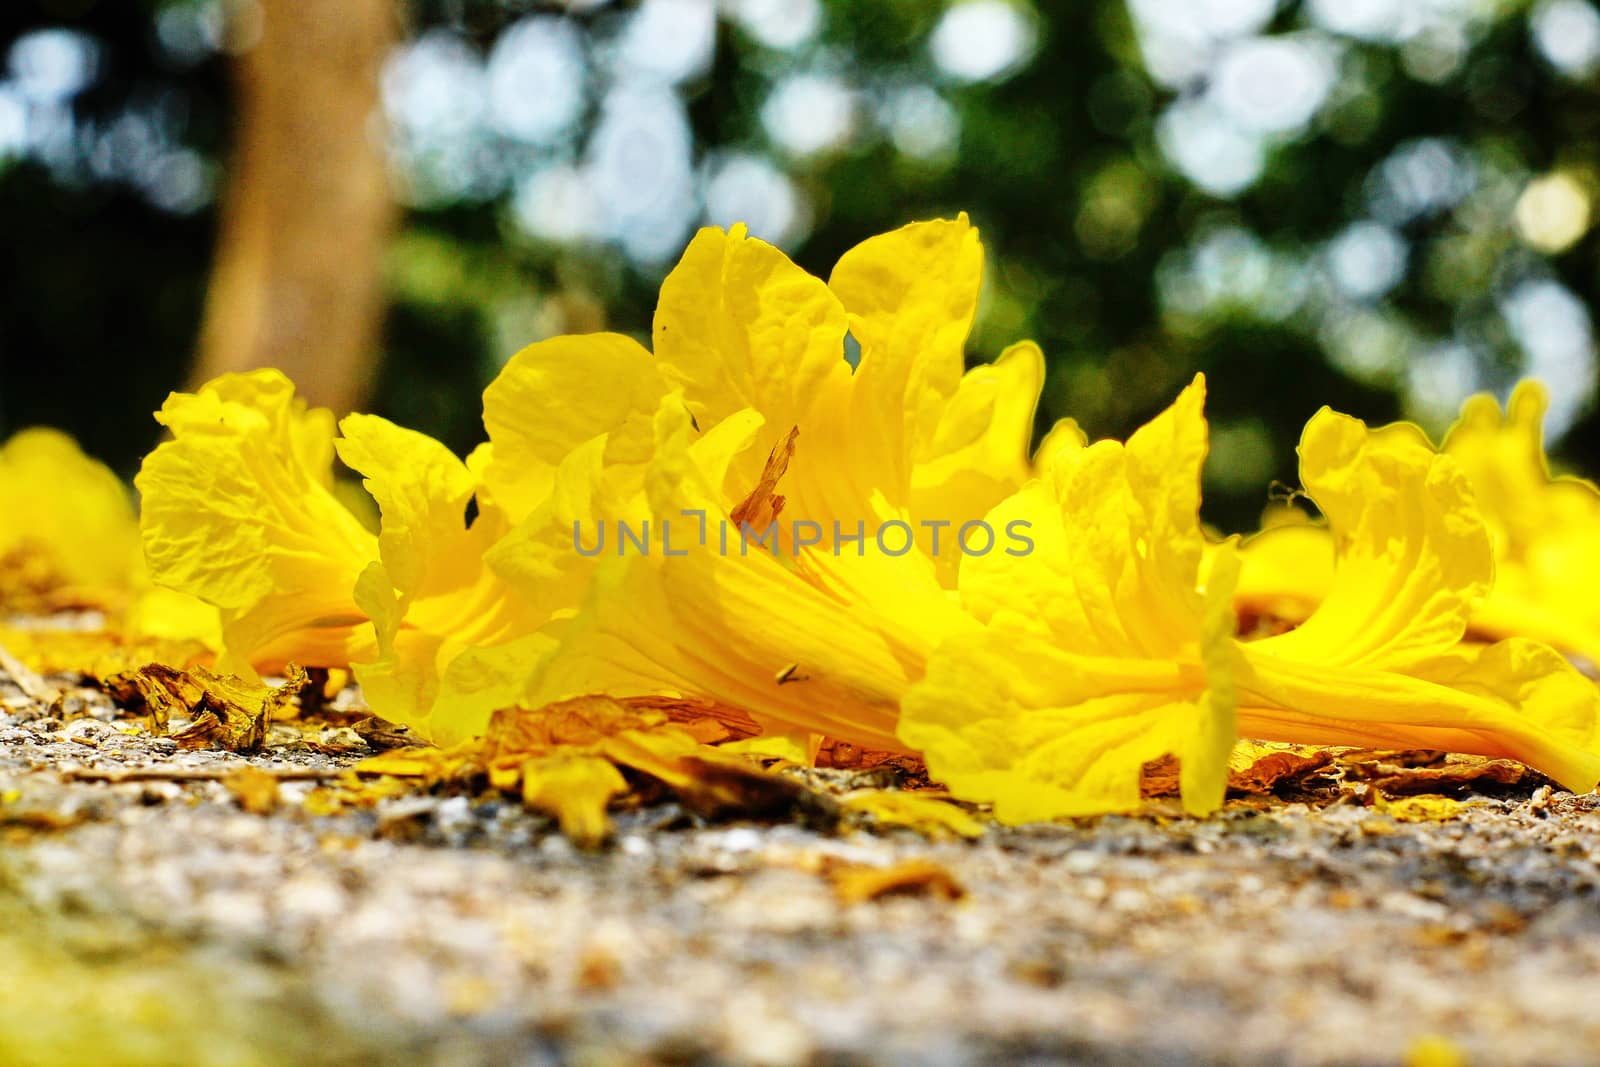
[1237, 380, 1600, 669]
[1445, 381, 1600, 667]
[137, 370, 376, 672]
[0, 427, 141, 613]
[513, 217, 1046, 753]
[901, 380, 1600, 822]
[124, 216, 1600, 829]
[137, 371, 542, 744]
[900, 379, 1240, 821]
[0, 427, 219, 667]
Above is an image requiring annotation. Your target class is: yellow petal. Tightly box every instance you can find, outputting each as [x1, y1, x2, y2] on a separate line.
[654, 224, 849, 435]
[829, 215, 983, 505]
[839, 790, 986, 839]
[1442, 380, 1600, 666]
[1032, 416, 1088, 474]
[336, 414, 480, 597]
[1375, 794, 1466, 822]
[1441, 380, 1554, 548]
[338, 416, 544, 743]
[123, 585, 224, 650]
[520, 753, 628, 848]
[910, 340, 1044, 584]
[1232, 521, 1334, 632]
[480, 332, 668, 523]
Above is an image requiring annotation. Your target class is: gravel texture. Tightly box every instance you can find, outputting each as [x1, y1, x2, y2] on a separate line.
[4, 671, 1600, 1067]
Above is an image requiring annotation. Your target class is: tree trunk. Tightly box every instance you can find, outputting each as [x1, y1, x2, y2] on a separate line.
[194, 0, 397, 413]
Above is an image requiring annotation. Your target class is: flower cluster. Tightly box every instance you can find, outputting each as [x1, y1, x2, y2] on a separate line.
[12, 216, 1600, 822]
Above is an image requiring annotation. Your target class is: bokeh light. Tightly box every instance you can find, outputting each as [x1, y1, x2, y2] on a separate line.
[12, 0, 1600, 528]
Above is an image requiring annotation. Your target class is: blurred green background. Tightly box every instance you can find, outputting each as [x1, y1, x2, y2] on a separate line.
[3, 0, 1600, 529]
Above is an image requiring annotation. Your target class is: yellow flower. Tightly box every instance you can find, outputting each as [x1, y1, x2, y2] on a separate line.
[0, 427, 142, 612]
[137, 370, 378, 673]
[137, 371, 548, 744]
[1235, 409, 1600, 792]
[135, 218, 1055, 752]
[131, 217, 1600, 828]
[900, 382, 1600, 822]
[1237, 380, 1600, 669]
[1441, 381, 1600, 668]
[0, 427, 219, 664]
[900, 379, 1240, 821]
[498, 217, 1051, 750]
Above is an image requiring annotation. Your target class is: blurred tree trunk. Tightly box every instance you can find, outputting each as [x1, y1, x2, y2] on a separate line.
[193, 0, 397, 413]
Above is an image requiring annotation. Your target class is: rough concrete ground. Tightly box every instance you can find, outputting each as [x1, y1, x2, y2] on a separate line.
[3, 674, 1600, 1067]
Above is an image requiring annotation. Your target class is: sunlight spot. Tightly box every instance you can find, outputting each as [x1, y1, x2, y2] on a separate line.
[931, 1, 1037, 84]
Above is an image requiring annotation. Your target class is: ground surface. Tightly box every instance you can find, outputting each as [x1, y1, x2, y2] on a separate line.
[3, 670, 1600, 1067]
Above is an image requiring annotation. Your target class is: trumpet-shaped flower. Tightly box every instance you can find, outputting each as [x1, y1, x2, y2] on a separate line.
[138, 370, 379, 672]
[1236, 409, 1600, 791]
[900, 383, 1600, 821]
[1441, 381, 1600, 668]
[137, 372, 539, 743]
[900, 379, 1240, 820]
[1237, 380, 1600, 670]
[497, 218, 1048, 749]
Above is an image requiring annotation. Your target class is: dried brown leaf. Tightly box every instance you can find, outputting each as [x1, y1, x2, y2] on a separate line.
[108, 663, 309, 753]
[1340, 752, 1533, 795]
